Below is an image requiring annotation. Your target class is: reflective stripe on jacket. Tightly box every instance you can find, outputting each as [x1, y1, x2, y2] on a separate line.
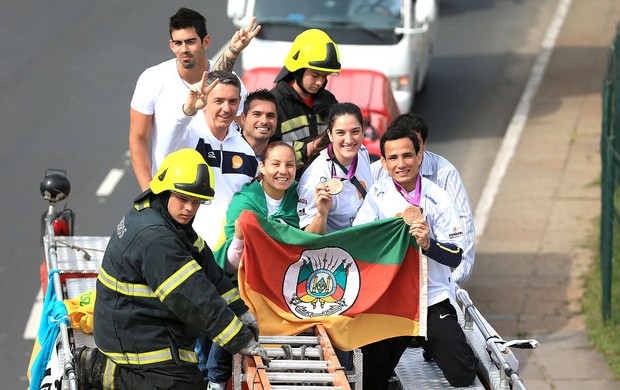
[94, 193, 252, 367]
[271, 80, 337, 168]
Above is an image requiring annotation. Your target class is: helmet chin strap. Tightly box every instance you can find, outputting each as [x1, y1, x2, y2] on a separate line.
[293, 69, 329, 96]
[159, 191, 171, 208]
[159, 191, 190, 228]
[293, 69, 312, 96]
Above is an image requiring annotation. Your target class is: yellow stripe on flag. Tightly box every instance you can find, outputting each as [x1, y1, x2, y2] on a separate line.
[238, 264, 420, 351]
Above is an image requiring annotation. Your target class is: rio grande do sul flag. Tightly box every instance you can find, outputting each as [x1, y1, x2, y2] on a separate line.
[236, 210, 427, 351]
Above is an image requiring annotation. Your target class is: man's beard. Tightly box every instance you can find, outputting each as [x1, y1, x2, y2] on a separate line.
[179, 57, 195, 69]
[180, 62, 195, 70]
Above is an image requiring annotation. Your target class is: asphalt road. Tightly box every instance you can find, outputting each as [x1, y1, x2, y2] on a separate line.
[0, 0, 558, 387]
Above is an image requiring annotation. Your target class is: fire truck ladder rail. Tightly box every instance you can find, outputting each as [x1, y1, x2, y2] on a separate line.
[233, 324, 361, 389]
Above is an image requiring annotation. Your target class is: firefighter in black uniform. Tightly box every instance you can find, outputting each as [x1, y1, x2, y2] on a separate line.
[77, 148, 269, 389]
[270, 28, 340, 173]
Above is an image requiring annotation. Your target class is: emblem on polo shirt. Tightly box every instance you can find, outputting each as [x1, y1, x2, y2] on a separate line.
[232, 155, 243, 169]
[449, 226, 464, 239]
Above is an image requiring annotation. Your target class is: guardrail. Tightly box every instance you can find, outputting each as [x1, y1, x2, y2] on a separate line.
[43, 202, 79, 390]
[455, 289, 539, 390]
[601, 22, 620, 321]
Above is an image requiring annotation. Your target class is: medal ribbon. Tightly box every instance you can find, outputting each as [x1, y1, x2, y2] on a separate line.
[393, 174, 421, 206]
[327, 144, 358, 180]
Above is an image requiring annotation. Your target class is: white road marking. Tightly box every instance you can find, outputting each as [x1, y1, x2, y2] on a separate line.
[24, 289, 43, 339]
[96, 168, 125, 197]
[474, 0, 572, 239]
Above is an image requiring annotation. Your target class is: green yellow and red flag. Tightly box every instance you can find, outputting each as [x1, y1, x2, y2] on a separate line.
[236, 210, 427, 351]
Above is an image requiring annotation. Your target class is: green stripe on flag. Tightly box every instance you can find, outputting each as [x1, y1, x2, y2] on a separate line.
[255, 215, 418, 265]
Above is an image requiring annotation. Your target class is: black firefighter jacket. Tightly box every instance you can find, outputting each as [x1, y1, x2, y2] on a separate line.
[93, 192, 253, 368]
[271, 80, 338, 169]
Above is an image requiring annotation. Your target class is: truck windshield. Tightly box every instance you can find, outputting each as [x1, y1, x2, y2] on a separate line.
[254, 0, 404, 45]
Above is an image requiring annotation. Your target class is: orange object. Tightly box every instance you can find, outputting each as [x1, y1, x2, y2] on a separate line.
[39, 261, 48, 295]
[240, 325, 350, 390]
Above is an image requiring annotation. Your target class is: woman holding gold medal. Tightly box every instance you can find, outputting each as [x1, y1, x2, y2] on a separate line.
[294, 102, 373, 370]
[296, 102, 374, 234]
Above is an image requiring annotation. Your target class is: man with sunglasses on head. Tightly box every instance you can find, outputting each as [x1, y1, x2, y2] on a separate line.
[174, 70, 260, 389]
[174, 70, 259, 251]
[76, 148, 268, 389]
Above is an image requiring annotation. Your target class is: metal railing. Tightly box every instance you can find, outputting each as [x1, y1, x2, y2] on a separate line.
[43, 203, 79, 390]
[601, 22, 620, 321]
[456, 289, 539, 390]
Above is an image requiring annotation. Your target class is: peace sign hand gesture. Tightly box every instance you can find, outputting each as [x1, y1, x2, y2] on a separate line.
[182, 72, 219, 116]
[229, 16, 262, 55]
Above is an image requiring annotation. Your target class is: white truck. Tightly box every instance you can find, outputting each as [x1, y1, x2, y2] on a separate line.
[226, 0, 438, 113]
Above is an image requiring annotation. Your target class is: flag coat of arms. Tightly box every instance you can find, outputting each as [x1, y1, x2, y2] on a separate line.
[236, 210, 427, 351]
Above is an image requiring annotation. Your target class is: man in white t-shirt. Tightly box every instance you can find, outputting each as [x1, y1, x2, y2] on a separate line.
[353, 125, 478, 389]
[129, 7, 260, 191]
[371, 113, 476, 287]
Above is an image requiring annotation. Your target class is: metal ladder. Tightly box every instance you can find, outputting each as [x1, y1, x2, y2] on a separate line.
[232, 324, 362, 389]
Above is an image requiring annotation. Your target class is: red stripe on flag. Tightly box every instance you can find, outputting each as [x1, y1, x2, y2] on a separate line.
[237, 210, 425, 349]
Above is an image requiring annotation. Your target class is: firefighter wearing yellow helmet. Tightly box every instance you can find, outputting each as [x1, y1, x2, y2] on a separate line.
[78, 148, 269, 388]
[149, 147, 215, 204]
[271, 29, 341, 173]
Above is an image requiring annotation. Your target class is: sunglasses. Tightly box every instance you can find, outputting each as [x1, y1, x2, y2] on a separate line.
[171, 191, 211, 205]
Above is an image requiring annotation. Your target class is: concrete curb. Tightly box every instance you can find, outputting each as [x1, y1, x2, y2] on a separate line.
[462, 0, 620, 388]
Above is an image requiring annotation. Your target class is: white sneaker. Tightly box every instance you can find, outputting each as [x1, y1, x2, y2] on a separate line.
[207, 381, 227, 390]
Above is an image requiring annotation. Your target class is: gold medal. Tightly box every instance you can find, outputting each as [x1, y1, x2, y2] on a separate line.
[325, 178, 344, 195]
[402, 205, 422, 226]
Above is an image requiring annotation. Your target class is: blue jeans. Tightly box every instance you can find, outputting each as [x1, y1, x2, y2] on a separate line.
[195, 336, 233, 383]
